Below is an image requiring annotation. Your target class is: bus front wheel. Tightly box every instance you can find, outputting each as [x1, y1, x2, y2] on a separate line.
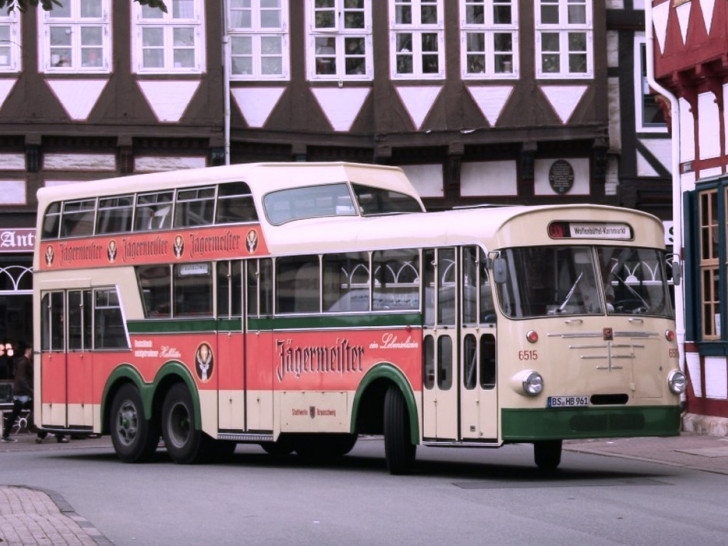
[534, 440, 562, 471]
[383, 386, 416, 475]
[161, 383, 210, 464]
[110, 383, 159, 463]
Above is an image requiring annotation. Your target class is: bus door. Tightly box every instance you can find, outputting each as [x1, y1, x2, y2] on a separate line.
[460, 247, 498, 441]
[66, 289, 94, 428]
[423, 248, 459, 441]
[216, 261, 245, 431]
[40, 291, 68, 427]
[243, 259, 274, 433]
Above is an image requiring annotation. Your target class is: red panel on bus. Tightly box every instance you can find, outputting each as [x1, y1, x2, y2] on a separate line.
[39, 225, 269, 271]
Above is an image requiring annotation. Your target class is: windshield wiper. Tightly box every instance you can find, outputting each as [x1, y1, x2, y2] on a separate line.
[558, 272, 583, 312]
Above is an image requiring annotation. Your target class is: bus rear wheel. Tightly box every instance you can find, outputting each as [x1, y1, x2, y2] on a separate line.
[161, 383, 211, 464]
[534, 440, 562, 471]
[383, 386, 416, 475]
[110, 383, 158, 463]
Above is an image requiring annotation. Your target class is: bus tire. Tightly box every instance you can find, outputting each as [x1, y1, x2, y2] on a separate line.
[534, 440, 562, 471]
[383, 386, 416, 475]
[110, 383, 159, 463]
[161, 383, 210, 464]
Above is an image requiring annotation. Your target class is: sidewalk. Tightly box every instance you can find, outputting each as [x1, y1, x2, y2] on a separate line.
[1, 433, 113, 545]
[565, 431, 728, 475]
[1, 431, 727, 545]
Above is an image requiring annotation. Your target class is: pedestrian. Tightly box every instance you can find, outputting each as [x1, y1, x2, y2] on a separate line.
[1, 342, 68, 443]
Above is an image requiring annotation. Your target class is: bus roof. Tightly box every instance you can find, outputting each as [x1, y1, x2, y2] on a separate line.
[263, 203, 665, 255]
[36, 161, 424, 211]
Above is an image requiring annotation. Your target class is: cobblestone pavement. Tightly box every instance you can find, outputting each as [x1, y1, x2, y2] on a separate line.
[1, 430, 727, 544]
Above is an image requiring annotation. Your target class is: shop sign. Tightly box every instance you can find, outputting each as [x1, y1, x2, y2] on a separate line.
[0, 228, 35, 253]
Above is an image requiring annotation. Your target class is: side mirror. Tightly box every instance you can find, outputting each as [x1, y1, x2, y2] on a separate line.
[493, 257, 507, 284]
[672, 260, 682, 286]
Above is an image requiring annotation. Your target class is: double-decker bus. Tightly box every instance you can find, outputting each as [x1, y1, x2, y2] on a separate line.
[33, 162, 686, 474]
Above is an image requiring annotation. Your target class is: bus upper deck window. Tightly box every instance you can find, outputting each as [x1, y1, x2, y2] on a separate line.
[61, 199, 96, 238]
[42, 202, 61, 240]
[352, 184, 423, 216]
[135, 191, 173, 231]
[175, 187, 215, 227]
[216, 182, 258, 224]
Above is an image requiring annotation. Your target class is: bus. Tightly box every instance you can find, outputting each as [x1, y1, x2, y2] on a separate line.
[33, 162, 686, 474]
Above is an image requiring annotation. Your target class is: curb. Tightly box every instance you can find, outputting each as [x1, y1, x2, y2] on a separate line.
[0, 485, 113, 546]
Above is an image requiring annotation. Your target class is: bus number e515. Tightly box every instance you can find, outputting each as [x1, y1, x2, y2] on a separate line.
[518, 350, 538, 361]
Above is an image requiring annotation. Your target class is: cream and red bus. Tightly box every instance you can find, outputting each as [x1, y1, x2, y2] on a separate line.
[33, 162, 686, 474]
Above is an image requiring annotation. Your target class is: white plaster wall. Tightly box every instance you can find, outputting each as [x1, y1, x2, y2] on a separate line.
[679, 97, 695, 162]
[698, 91, 721, 159]
[0, 180, 26, 204]
[43, 153, 116, 171]
[401, 164, 444, 198]
[0, 154, 25, 170]
[705, 356, 728, 399]
[460, 160, 517, 196]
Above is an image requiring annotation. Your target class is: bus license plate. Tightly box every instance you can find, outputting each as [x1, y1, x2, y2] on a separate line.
[548, 396, 588, 408]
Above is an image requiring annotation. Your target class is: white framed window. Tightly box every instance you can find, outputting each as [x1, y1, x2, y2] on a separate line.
[132, 0, 205, 74]
[390, 0, 444, 79]
[460, 0, 518, 79]
[306, 0, 372, 80]
[634, 35, 667, 133]
[228, 0, 289, 80]
[535, 0, 592, 79]
[0, 11, 21, 73]
[39, 0, 111, 73]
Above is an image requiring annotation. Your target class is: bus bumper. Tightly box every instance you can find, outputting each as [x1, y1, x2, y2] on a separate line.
[501, 405, 681, 441]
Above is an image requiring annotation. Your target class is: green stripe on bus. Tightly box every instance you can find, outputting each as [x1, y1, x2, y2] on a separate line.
[127, 320, 218, 333]
[127, 313, 420, 334]
[501, 405, 681, 441]
[249, 313, 421, 331]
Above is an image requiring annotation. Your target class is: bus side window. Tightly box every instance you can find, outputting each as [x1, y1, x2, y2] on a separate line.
[217, 182, 258, 224]
[174, 263, 213, 317]
[135, 191, 173, 232]
[94, 288, 128, 349]
[322, 252, 370, 312]
[175, 187, 215, 227]
[372, 249, 419, 311]
[276, 256, 320, 314]
[42, 202, 61, 240]
[137, 265, 171, 318]
[61, 199, 96, 237]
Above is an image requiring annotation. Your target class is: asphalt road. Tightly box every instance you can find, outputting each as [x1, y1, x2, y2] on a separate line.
[2, 434, 728, 545]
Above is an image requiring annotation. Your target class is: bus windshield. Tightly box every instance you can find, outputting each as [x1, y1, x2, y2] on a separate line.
[496, 246, 673, 319]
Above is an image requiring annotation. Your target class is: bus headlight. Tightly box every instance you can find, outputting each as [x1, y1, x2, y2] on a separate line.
[511, 370, 544, 397]
[667, 370, 687, 395]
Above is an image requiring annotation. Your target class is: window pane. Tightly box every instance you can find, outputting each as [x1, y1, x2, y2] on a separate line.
[494, 4, 511, 24]
[173, 0, 195, 19]
[437, 336, 452, 389]
[50, 26, 72, 46]
[174, 263, 212, 316]
[95, 289, 128, 349]
[276, 255, 320, 314]
[323, 252, 370, 312]
[141, 5, 164, 19]
[81, 0, 102, 18]
[81, 26, 102, 46]
[143, 27, 164, 47]
[541, 5, 558, 24]
[466, 5, 484, 24]
[373, 249, 419, 311]
[138, 266, 171, 317]
[463, 334, 477, 390]
[396, 5, 411, 25]
[421, 5, 437, 24]
[424, 335, 434, 389]
[568, 5, 586, 24]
